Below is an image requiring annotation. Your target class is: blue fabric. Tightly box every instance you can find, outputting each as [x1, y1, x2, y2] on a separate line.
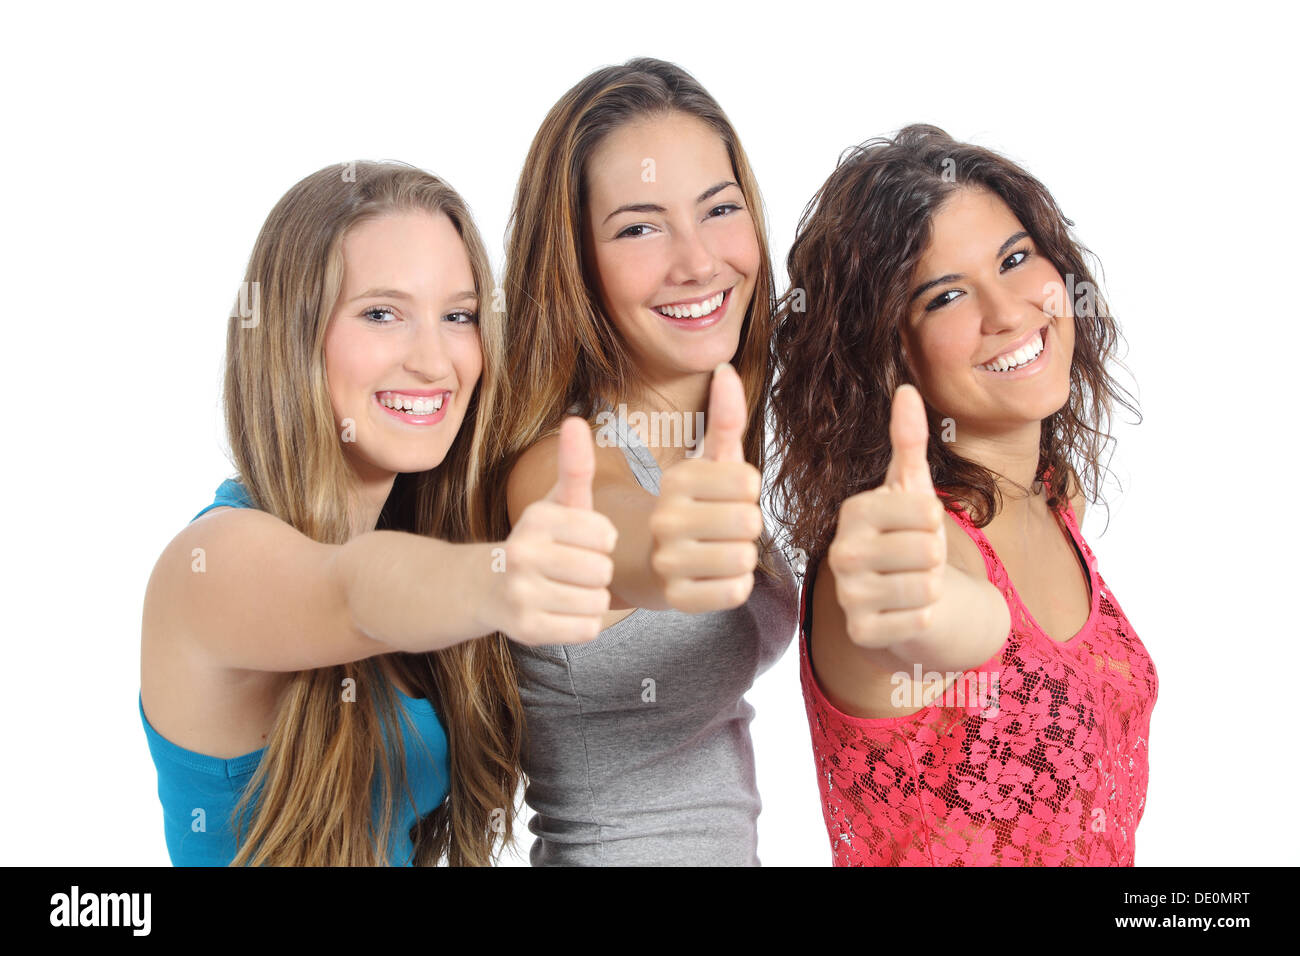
[141, 479, 451, 866]
[191, 478, 254, 521]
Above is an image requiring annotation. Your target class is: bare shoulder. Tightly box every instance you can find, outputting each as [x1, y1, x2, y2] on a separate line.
[506, 425, 644, 525]
[808, 554, 917, 719]
[941, 505, 986, 580]
[141, 508, 299, 755]
[506, 433, 559, 525]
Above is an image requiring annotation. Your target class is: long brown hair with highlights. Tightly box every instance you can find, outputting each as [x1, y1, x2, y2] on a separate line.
[221, 161, 522, 865]
[771, 124, 1140, 566]
[475, 57, 778, 570]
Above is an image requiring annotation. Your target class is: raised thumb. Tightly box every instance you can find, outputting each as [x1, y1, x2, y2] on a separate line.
[698, 362, 748, 463]
[544, 416, 595, 509]
[883, 384, 934, 494]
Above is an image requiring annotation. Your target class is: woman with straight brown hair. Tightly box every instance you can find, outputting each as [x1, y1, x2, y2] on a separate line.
[140, 161, 616, 866]
[475, 58, 798, 865]
[772, 125, 1157, 866]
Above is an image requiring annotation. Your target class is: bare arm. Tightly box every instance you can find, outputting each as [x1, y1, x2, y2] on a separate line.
[811, 511, 1012, 719]
[145, 508, 504, 674]
[149, 420, 616, 673]
[809, 385, 1011, 718]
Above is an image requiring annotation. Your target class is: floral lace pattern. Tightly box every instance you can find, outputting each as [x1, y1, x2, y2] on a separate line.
[799, 495, 1157, 866]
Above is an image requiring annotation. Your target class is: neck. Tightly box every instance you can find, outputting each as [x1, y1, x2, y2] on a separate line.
[948, 419, 1045, 521]
[619, 369, 714, 470]
[345, 460, 398, 538]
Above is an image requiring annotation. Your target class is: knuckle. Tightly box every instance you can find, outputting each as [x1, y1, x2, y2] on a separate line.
[650, 547, 679, 580]
[648, 507, 681, 541]
[830, 540, 861, 570]
[505, 538, 535, 572]
[659, 467, 688, 496]
[847, 614, 878, 647]
[732, 576, 754, 606]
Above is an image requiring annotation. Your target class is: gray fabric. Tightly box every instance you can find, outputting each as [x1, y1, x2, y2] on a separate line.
[510, 407, 798, 865]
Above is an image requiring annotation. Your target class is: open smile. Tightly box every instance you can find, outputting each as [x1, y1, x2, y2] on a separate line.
[374, 389, 451, 425]
[976, 325, 1050, 376]
[649, 285, 734, 330]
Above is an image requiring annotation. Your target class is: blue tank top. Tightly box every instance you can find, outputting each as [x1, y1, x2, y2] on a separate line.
[140, 478, 451, 866]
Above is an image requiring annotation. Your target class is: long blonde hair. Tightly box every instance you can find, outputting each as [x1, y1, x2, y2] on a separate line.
[477, 58, 778, 570]
[221, 161, 522, 865]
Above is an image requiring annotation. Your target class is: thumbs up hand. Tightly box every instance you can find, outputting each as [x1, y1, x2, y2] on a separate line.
[497, 417, 618, 646]
[827, 384, 948, 649]
[650, 363, 764, 613]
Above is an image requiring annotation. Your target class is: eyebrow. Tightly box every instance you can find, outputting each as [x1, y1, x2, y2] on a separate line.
[347, 288, 478, 304]
[909, 230, 1032, 304]
[600, 180, 739, 226]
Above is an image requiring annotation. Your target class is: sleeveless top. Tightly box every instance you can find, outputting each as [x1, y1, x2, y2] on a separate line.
[139, 478, 451, 866]
[799, 490, 1157, 866]
[510, 411, 799, 865]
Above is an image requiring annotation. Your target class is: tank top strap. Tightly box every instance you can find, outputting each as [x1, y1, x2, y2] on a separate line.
[593, 400, 663, 495]
[935, 489, 1012, 593]
[1055, 494, 1100, 579]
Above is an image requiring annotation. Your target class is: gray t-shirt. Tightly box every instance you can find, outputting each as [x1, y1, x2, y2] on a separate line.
[510, 409, 798, 865]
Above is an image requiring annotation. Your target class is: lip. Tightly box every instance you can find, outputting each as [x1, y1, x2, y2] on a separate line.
[651, 286, 734, 331]
[374, 389, 451, 426]
[375, 388, 446, 397]
[975, 325, 1050, 379]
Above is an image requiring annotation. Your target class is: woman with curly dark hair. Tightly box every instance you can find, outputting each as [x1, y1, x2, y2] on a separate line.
[770, 125, 1157, 866]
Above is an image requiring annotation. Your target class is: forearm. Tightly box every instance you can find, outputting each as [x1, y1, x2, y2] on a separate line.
[332, 531, 501, 652]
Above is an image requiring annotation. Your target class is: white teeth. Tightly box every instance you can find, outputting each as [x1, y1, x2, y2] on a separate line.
[979, 331, 1044, 372]
[380, 393, 445, 414]
[654, 290, 725, 320]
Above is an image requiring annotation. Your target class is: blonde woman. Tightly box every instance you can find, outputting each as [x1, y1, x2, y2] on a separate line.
[140, 162, 616, 866]
[477, 59, 798, 865]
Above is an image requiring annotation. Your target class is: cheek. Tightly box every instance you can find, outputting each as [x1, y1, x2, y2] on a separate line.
[455, 335, 484, 391]
[918, 316, 976, 374]
[1022, 260, 1067, 311]
[324, 325, 385, 410]
[717, 216, 760, 277]
[596, 243, 662, 310]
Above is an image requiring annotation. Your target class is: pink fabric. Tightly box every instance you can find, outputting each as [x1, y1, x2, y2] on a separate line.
[799, 492, 1157, 866]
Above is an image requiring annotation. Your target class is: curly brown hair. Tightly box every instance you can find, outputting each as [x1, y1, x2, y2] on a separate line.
[769, 124, 1139, 566]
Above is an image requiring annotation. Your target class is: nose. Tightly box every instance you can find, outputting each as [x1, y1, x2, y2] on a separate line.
[979, 275, 1039, 337]
[666, 222, 718, 286]
[404, 315, 455, 383]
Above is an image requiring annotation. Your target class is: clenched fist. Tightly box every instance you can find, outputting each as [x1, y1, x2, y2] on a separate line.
[827, 384, 947, 648]
[495, 417, 619, 646]
[649, 363, 763, 614]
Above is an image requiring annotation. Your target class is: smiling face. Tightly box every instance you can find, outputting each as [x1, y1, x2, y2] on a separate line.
[583, 111, 760, 395]
[902, 186, 1074, 437]
[322, 209, 482, 481]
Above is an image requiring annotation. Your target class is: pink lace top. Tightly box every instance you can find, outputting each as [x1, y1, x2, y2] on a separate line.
[799, 493, 1157, 866]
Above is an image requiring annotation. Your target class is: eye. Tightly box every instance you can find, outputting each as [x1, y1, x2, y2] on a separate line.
[446, 310, 479, 325]
[363, 307, 397, 324]
[1002, 249, 1030, 270]
[707, 202, 742, 218]
[616, 223, 654, 239]
[925, 289, 962, 312]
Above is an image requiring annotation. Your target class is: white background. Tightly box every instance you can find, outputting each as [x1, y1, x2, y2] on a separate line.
[2, 1, 1295, 866]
